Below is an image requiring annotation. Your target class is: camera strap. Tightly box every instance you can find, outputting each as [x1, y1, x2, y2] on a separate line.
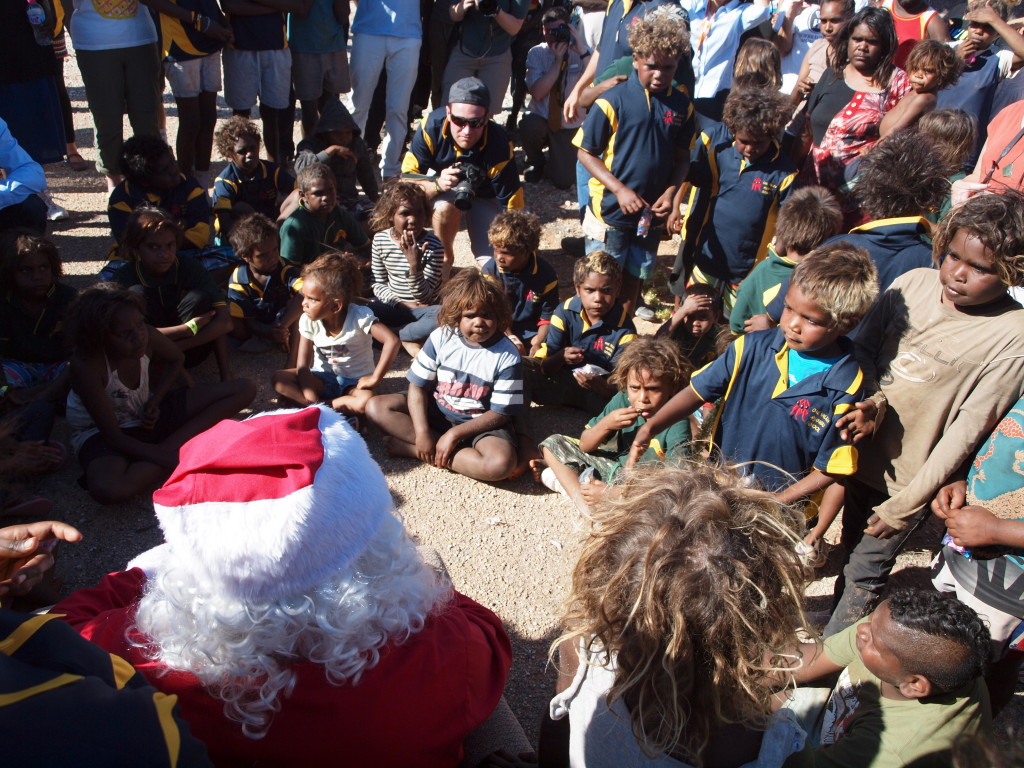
[548, 53, 569, 131]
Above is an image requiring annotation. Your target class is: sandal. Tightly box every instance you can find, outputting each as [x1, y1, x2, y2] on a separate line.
[67, 151, 92, 172]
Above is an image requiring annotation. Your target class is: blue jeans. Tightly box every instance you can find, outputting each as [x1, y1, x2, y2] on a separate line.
[585, 225, 658, 280]
[369, 301, 439, 342]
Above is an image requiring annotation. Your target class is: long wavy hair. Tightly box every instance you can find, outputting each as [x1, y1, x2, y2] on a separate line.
[556, 463, 809, 764]
[829, 7, 899, 88]
[132, 514, 451, 738]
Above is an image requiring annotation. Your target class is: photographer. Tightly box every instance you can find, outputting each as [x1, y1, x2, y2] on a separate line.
[443, 0, 530, 114]
[520, 6, 590, 189]
[401, 77, 525, 273]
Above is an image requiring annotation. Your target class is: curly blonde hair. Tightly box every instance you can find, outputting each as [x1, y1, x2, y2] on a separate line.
[487, 209, 541, 257]
[608, 336, 691, 393]
[628, 11, 688, 60]
[557, 463, 808, 764]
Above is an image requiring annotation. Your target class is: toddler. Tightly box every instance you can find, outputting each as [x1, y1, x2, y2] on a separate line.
[272, 252, 399, 419]
[657, 283, 724, 370]
[880, 40, 963, 134]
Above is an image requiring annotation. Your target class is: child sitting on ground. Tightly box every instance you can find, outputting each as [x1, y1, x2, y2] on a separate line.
[787, 588, 991, 767]
[881, 40, 963, 135]
[543, 463, 809, 766]
[481, 209, 559, 357]
[672, 86, 798, 309]
[280, 164, 370, 267]
[365, 270, 523, 483]
[656, 283, 725, 370]
[731, 186, 842, 333]
[109, 207, 233, 380]
[211, 117, 295, 241]
[65, 283, 255, 504]
[533, 337, 691, 513]
[108, 136, 211, 252]
[532, 251, 636, 415]
[272, 252, 399, 419]
[226, 213, 303, 355]
[825, 192, 1024, 638]
[366, 181, 445, 351]
[629, 243, 879, 507]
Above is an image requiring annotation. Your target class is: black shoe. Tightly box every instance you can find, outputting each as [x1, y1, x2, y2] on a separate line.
[523, 164, 544, 183]
[561, 236, 585, 256]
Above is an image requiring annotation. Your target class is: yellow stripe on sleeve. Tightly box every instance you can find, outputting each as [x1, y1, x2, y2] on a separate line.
[153, 692, 182, 768]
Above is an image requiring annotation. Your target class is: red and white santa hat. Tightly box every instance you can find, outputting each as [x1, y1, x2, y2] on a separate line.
[151, 405, 393, 603]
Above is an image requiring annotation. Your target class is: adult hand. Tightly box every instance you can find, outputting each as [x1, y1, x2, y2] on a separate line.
[836, 399, 878, 443]
[552, 40, 570, 58]
[863, 513, 897, 539]
[945, 505, 1003, 548]
[931, 480, 967, 519]
[327, 145, 356, 161]
[0, 521, 82, 599]
[437, 166, 463, 192]
[951, 178, 990, 206]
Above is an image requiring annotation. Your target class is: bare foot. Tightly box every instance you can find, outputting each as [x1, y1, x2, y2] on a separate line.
[528, 458, 547, 484]
[381, 435, 417, 459]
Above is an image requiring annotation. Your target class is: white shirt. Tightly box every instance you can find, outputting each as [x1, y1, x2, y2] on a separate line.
[300, 303, 378, 380]
[681, 0, 771, 98]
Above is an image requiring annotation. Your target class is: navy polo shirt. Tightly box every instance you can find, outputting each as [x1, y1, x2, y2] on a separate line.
[937, 48, 1003, 169]
[227, 261, 302, 324]
[212, 160, 295, 221]
[536, 296, 636, 369]
[593, 0, 680, 78]
[822, 217, 934, 292]
[576, 69, 696, 229]
[690, 329, 864, 492]
[681, 122, 797, 284]
[229, 12, 287, 51]
[481, 253, 559, 341]
[401, 108, 524, 210]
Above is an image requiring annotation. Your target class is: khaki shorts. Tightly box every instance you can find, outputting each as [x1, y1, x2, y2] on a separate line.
[223, 47, 292, 110]
[291, 50, 351, 100]
[165, 52, 222, 98]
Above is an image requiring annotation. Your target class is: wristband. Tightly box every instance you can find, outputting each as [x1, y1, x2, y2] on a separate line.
[185, 319, 200, 335]
[0, 385, 8, 398]
[433, 177, 442, 193]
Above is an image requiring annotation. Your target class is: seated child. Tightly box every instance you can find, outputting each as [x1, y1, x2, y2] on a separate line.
[272, 252, 399, 419]
[226, 213, 303, 355]
[365, 269, 523, 483]
[109, 207, 233, 379]
[532, 251, 636, 415]
[481, 209, 559, 357]
[211, 117, 295, 240]
[672, 86, 798, 309]
[294, 97, 379, 214]
[730, 186, 841, 333]
[630, 243, 879, 506]
[656, 283, 725, 370]
[787, 588, 992, 767]
[544, 463, 809, 766]
[881, 40, 962, 135]
[826, 192, 1024, 638]
[0, 231, 76, 456]
[534, 336, 691, 514]
[280, 164, 370, 267]
[108, 136, 211, 252]
[65, 283, 255, 504]
[365, 181, 445, 348]
[919, 108, 977, 222]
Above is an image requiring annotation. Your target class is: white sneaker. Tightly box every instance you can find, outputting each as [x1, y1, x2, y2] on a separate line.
[46, 200, 69, 221]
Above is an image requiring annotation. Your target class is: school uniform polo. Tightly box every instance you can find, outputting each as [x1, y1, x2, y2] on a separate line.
[111, 255, 227, 314]
[401, 108, 525, 210]
[937, 45, 1014, 168]
[108, 175, 212, 250]
[729, 244, 795, 333]
[689, 328, 864, 492]
[0, 283, 77, 364]
[227, 260, 302, 324]
[229, 11, 287, 51]
[160, 0, 226, 60]
[822, 216, 933, 291]
[212, 160, 295, 222]
[576, 70, 696, 230]
[481, 253, 559, 342]
[592, 0, 676, 80]
[679, 122, 797, 285]
[279, 203, 369, 267]
[536, 296, 636, 370]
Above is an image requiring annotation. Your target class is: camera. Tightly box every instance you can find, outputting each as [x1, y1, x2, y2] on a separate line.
[476, 0, 499, 16]
[549, 24, 571, 44]
[450, 161, 486, 211]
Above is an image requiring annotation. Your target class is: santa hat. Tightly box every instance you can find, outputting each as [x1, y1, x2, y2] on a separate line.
[151, 405, 393, 604]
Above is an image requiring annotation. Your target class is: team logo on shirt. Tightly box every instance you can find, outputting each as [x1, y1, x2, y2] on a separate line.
[790, 398, 811, 422]
[593, 336, 615, 358]
[662, 111, 686, 127]
[750, 177, 779, 196]
[526, 289, 536, 303]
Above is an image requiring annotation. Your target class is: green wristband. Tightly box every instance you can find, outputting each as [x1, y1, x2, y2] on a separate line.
[185, 319, 200, 335]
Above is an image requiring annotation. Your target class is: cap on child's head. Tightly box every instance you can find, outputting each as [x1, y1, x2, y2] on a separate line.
[573, 250, 622, 288]
[448, 77, 490, 109]
[792, 241, 879, 327]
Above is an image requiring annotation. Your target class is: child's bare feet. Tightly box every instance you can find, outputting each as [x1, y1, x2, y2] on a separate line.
[529, 458, 547, 484]
[508, 436, 542, 479]
[382, 435, 416, 459]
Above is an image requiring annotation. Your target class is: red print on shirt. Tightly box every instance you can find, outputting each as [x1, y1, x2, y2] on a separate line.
[790, 398, 811, 422]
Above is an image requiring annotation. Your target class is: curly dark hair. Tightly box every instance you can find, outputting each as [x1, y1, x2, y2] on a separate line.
[488, 209, 541, 258]
[214, 116, 262, 161]
[120, 135, 175, 186]
[829, 7, 899, 88]
[919, 109, 977, 174]
[228, 213, 280, 260]
[0, 229, 62, 289]
[572, 250, 622, 288]
[855, 129, 949, 218]
[436, 269, 511, 335]
[723, 86, 791, 141]
[886, 588, 991, 694]
[68, 282, 147, 355]
[302, 251, 363, 304]
[905, 39, 963, 91]
[122, 206, 184, 261]
[368, 180, 429, 234]
[608, 336, 691, 392]
[933, 191, 1024, 287]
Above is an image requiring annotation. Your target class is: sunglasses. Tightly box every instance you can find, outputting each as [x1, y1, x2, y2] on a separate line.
[450, 115, 487, 129]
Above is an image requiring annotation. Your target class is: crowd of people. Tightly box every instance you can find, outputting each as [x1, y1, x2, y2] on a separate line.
[3, 0, 1024, 763]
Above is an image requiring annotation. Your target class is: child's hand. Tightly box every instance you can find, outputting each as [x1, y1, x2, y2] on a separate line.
[945, 505, 1003, 548]
[528, 336, 544, 357]
[836, 399, 878, 443]
[189, 311, 215, 333]
[965, 5, 1002, 30]
[563, 346, 585, 365]
[651, 189, 675, 218]
[140, 399, 160, 430]
[434, 431, 461, 468]
[415, 431, 436, 465]
[355, 375, 378, 391]
[614, 186, 647, 216]
[625, 429, 651, 469]
[573, 369, 598, 389]
[0, 441, 62, 474]
[271, 322, 290, 352]
[0, 520, 82, 600]
[744, 313, 773, 332]
[605, 406, 641, 429]
[399, 230, 423, 265]
[681, 292, 713, 318]
[327, 145, 355, 161]
[931, 480, 967, 519]
[578, 478, 607, 506]
[863, 513, 897, 539]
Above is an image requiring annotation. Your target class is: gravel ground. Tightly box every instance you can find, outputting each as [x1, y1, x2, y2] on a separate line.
[20, 52, 1021, 750]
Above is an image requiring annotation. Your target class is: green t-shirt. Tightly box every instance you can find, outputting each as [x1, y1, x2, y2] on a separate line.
[280, 203, 369, 267]
[730, 245, 796, 333]
[815, 621, 991, 768]
[585, 390, 692, 474]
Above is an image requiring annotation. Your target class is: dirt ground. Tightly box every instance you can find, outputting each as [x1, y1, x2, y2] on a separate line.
[19, 52, 1022, 750]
